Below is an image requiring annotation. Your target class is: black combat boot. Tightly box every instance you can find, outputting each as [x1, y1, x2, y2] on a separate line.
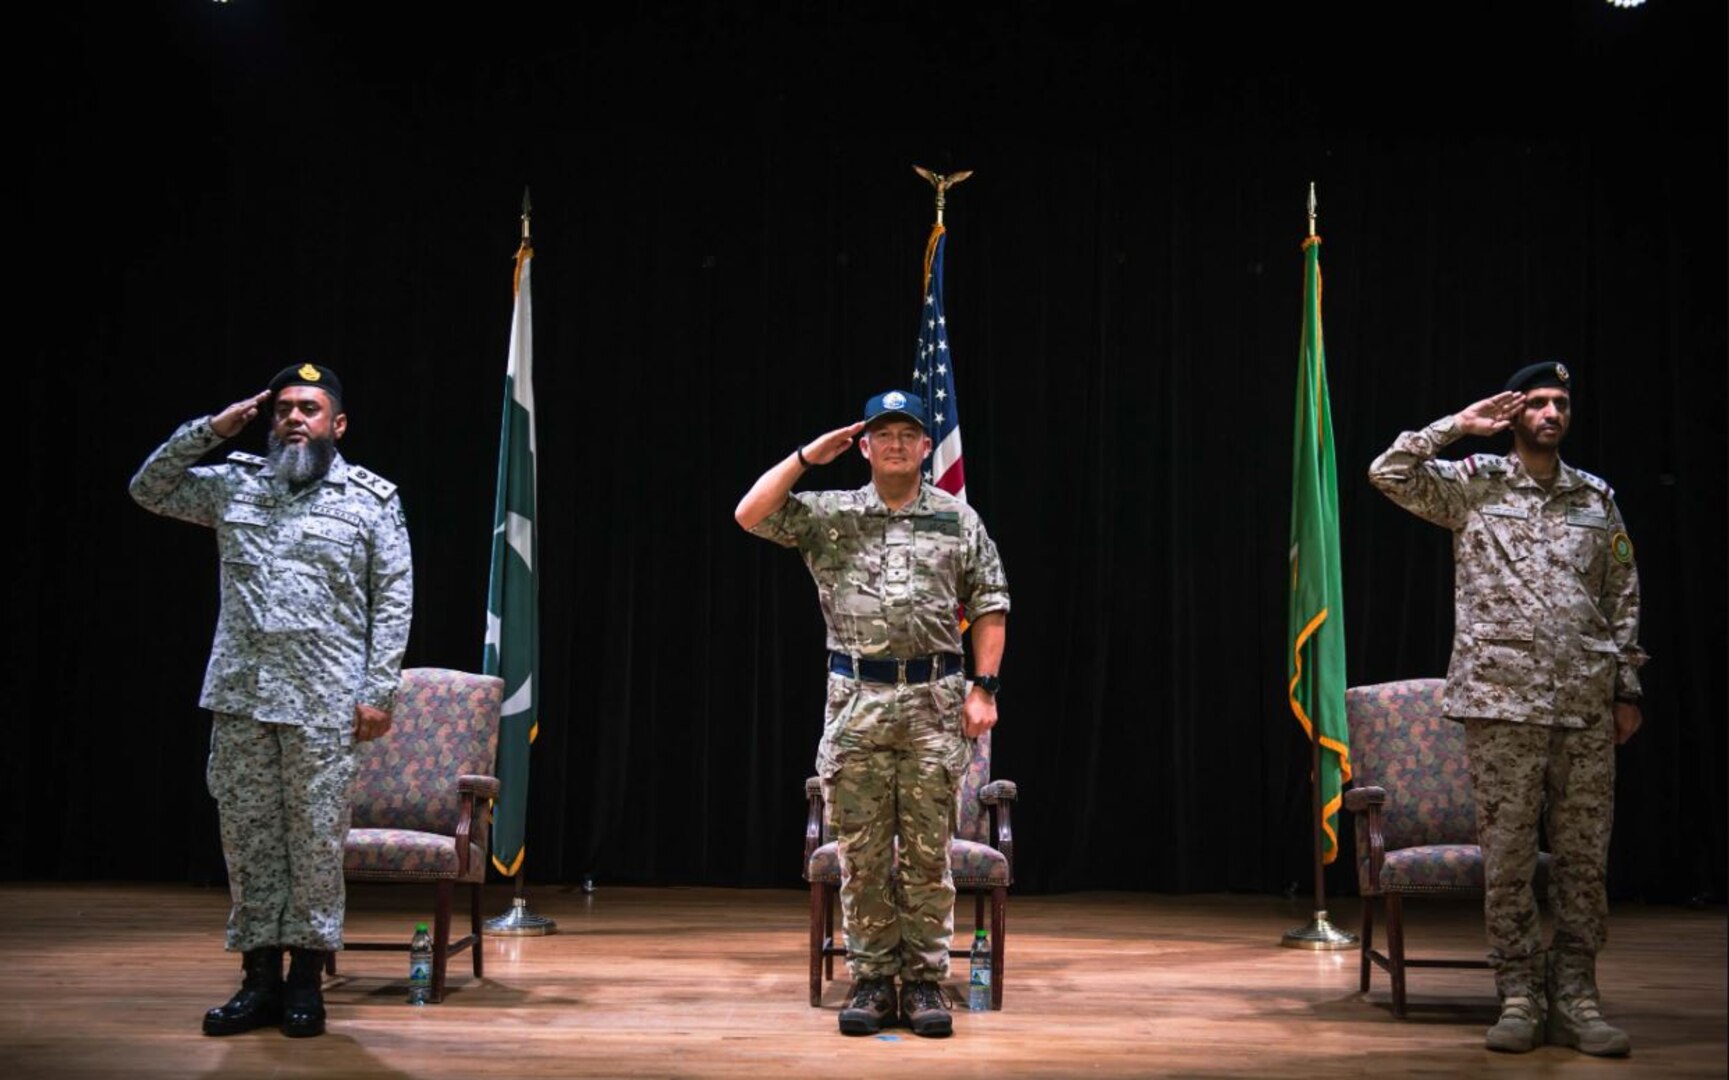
[281, 947, 328, 1038]
[202, 947, 283, 1036]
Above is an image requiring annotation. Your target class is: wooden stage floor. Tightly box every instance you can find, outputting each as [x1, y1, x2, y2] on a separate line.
[0, 884, 1722, 1078]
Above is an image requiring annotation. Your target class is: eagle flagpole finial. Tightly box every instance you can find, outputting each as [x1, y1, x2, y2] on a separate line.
[913, 165, 974, 227]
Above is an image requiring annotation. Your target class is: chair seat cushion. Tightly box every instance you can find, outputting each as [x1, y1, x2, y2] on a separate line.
[345, 828, 485, 883]
[1373, 843, 1484, 894]
[1367, 844, 1553, 896]
[805, 839, 1010, 887]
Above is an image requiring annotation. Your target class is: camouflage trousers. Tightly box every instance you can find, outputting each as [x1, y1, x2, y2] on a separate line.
[208, 714, 357, 952]
[1464, 716, 1615, 1006]
[818, 672, 970, 982]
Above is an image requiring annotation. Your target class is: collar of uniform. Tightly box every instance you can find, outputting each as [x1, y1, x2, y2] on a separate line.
[858, 479, 929, 515]
[1506, 453, 1581, 494]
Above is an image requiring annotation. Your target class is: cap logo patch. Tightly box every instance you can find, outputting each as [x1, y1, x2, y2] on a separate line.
[1555, 363, 1570, 385]
[883, 391, 906, 409]
[298, 363, 322, 382]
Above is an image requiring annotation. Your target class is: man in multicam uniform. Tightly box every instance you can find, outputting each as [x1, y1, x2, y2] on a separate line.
[130, 363, 413, 1039]
[1369, 361, 1644, 1057]
[736, 390, 1009, 1038]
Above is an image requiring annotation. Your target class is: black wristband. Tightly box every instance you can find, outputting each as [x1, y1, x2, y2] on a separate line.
[795, 443, 812, 468]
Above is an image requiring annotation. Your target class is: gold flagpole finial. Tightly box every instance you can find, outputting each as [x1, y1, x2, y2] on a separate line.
[913, 165, 974, 227]
[1306, 181, 1317, 238]
[520, 187, 533, 245]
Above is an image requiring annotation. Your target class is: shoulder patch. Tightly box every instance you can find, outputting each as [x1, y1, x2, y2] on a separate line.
[347, 466, 398, 501]
[1574, 469, 1611, 496]
[1468, 454, 1510, 476]
[227, 451, 268, 468]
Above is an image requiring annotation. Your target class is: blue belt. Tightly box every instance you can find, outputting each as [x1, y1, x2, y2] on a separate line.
[828, 651, 964, 684]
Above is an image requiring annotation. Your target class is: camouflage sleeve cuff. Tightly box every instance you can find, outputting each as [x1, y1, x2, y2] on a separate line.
[967, 592, 1011, 619]
[746, 497, 807, 549]
[360, 685, 397, 712]
[1419, 413, 1462, 453]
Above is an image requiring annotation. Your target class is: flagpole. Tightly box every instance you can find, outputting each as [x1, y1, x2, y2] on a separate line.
[1282, 182, 1355, 951]
[485, 187, 557, 938]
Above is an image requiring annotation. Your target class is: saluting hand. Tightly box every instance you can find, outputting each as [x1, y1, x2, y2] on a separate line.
[1455, 391, 1524, 437]
[799, 421, 868, 467]
[210, 390, 273, 439]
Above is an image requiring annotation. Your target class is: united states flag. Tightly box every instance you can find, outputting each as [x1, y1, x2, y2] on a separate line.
[912, 225, 965, 501]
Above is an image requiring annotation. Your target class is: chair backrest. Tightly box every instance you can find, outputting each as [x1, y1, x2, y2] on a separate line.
[1346, 678, 1476, 849]
[954, 730, 993, 843]
[350, 668, 504, 835]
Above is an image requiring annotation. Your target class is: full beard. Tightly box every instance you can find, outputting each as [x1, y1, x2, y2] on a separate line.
[266, 431, 337, 487]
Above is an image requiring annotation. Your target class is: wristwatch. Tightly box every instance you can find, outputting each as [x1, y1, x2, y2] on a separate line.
[971, 673, 1002, 697]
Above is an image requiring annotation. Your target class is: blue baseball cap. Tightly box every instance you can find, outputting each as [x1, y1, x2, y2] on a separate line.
[862, 389, 927, 430]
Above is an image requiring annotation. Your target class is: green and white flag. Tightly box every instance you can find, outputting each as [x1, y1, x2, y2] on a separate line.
[485, 237, 538, 877]
[1287, 232, 1351, 864]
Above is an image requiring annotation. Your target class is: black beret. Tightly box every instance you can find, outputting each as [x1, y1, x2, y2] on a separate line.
[268, 363, 344, 405]
[1504, 361, 1570, 394]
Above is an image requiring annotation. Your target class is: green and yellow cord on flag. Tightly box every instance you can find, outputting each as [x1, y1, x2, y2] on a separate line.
[485, 237, 539, 878]
[1288, 234, 1352, 864]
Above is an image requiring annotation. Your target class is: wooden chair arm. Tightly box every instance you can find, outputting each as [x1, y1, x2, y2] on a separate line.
[991, 799, 1014, 873]
[458, 774, 501, 799]
[979, 779, 1017, 804]
[1342, 786, 1385, 812]
[804, 776, 825, 864]
[1343, 786, 1387, 891]
[451, 776, 500, 878]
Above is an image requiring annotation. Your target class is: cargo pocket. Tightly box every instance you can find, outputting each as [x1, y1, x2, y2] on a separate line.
[815, 675, 861, 781]
[1472, 621, 1537, 689]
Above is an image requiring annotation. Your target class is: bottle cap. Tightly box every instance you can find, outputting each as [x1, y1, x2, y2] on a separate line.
[416, 922, 429, 931]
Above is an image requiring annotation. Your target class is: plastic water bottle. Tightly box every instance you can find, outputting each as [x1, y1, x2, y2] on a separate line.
[967, 928, 991, 1011]
[407, 922, 433, 1005]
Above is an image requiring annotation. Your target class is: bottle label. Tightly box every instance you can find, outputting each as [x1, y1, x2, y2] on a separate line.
[410, 960, 432, 982]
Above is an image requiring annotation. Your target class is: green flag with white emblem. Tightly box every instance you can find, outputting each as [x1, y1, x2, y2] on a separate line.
[1287, 232, 1351, 864]
[485, 233, 538, 877]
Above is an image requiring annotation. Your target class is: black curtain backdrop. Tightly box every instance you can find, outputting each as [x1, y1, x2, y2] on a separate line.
[11, 1, 1724, 903]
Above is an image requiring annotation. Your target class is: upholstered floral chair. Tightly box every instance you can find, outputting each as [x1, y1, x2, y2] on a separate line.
[803, 729, 1017, 1009]
[1344, 677, 1548, 1017]
[333, 668, 503, 1003]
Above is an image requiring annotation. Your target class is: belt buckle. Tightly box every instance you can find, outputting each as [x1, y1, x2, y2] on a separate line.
[895, 657, 908, 685]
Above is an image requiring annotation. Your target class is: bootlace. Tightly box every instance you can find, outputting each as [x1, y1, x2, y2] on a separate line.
[1561, 997, 1606, 1022]
[906, 981, 948, 1011]
[848, 979, 892, 1008]
[1499, 996, 1538, 1022]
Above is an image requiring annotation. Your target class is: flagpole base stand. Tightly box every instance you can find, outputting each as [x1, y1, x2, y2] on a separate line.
[485, 897, 558, 937]
[1280, 910, 1357, 951]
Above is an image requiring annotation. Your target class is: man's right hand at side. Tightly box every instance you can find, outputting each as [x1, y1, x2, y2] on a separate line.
[210, 390, 272, 439]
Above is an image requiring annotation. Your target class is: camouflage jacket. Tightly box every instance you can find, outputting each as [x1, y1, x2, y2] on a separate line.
[750, 481, 1010, 659]
[1369, 414, 1644, 727]
[130, 417, 415, 728]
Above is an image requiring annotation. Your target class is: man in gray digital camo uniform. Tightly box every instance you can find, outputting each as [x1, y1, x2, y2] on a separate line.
[130, 364, 413, 1039]
[1369, 362, 1645, 1056]
[736, 390, 1009, 1038]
